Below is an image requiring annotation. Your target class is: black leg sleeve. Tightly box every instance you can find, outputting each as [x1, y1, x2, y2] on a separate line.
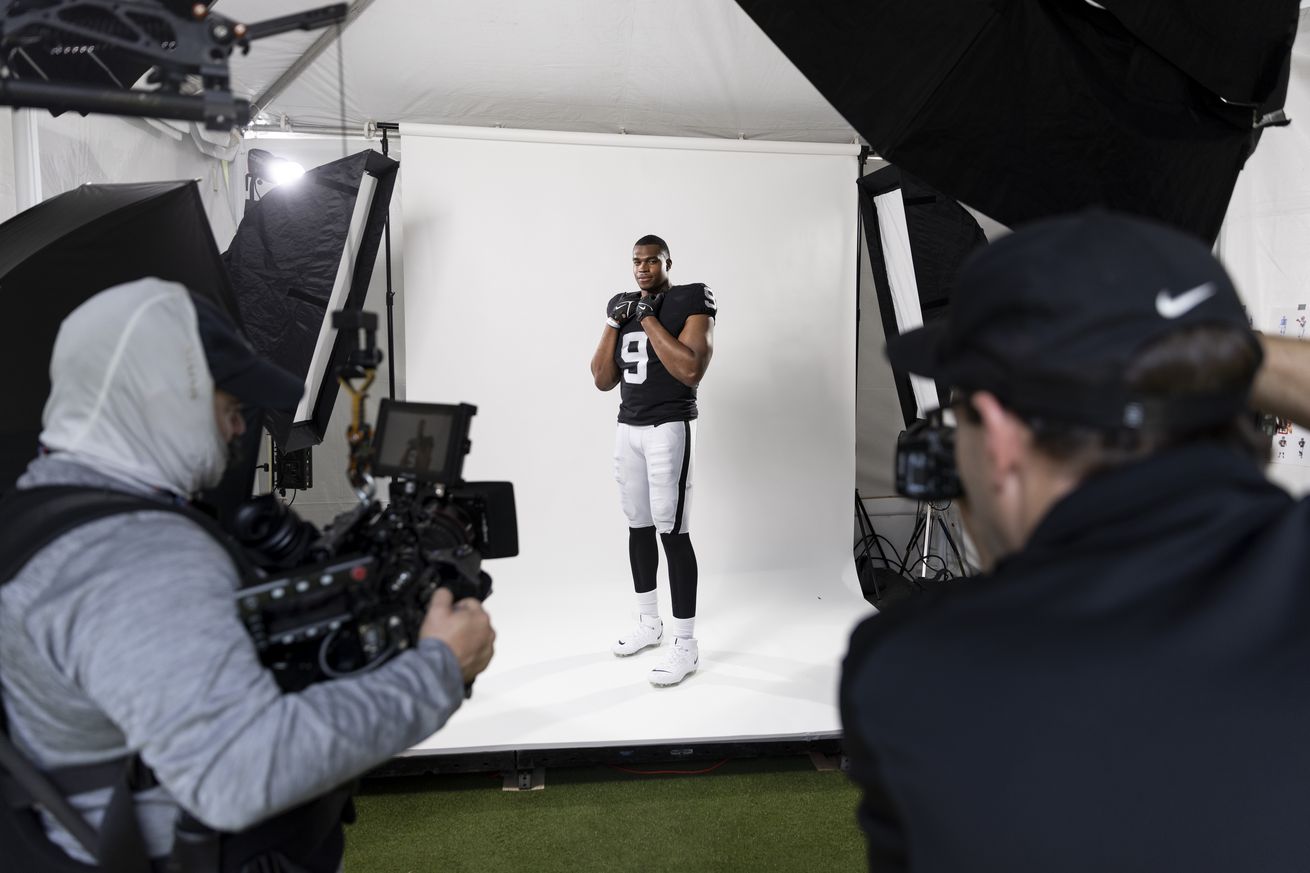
[629, 525, 659, 594]
[660, 532, 698, 619]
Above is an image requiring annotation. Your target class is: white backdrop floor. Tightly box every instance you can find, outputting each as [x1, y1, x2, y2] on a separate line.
[405, 565, 873, 755]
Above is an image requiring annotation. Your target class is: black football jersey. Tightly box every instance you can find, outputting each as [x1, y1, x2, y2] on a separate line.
[609, 283, 718, 426]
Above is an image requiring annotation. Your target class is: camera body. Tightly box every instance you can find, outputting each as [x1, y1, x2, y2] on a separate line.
[233, 401, 517, 692]
[895, 409, 963, 502]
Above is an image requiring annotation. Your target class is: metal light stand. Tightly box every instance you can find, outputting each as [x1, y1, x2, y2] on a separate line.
[918, 502, 937, 580]
[912, 501, 973, 580]
[854, 491, 896, 601]
[378, 122, 399, 400]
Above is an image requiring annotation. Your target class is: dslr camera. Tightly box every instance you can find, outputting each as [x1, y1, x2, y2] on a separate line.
[895, 407, 963, 502]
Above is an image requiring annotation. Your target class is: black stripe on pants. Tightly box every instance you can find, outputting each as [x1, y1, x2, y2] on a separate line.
[671, 420, 692, 534]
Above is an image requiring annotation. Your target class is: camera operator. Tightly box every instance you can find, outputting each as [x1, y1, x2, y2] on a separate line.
[841, 211, 1310, 872]
[0, 278, 495, 870]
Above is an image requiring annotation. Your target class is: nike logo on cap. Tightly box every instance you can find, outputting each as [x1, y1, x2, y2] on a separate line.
[1156, 282, 1216, 319]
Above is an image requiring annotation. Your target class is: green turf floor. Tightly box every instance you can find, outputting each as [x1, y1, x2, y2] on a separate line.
[344, 756, 864, 873]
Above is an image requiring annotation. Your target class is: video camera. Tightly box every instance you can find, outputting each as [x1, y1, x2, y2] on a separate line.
[230, 311, 517, 692]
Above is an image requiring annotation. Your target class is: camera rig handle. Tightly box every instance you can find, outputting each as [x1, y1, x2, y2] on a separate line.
[332, 310, 383, 503]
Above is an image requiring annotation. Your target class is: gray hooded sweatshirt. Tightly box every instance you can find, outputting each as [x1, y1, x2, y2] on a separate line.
[0, 279, 464, 863]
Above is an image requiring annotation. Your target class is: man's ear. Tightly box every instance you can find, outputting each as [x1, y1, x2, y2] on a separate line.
[665, 258, 672, 272]
[972, 391, 1027, 492]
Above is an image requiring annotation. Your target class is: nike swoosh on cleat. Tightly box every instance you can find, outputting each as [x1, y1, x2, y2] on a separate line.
[1156, 282, 1216, 319]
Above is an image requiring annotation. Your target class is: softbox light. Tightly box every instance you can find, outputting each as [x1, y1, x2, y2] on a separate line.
[0, 180, 238, 492]
[860, 166, 987, 427]
[736, 0, 1299, 243]
[224, 149, 398, 452]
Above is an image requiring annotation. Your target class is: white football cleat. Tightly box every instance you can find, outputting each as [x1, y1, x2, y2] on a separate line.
[648, 636, 699, 686]
[612, 613, 664, 656]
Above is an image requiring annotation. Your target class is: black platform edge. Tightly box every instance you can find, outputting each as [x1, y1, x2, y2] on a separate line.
[364, 737, 844, 780]
[366, 750, 517, 778]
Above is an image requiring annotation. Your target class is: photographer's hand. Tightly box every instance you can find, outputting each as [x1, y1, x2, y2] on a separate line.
[421, 587, 496, 684]
[1252, 334, 1310, 427]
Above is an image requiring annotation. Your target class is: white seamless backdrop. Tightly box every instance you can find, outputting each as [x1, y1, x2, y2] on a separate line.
[399, 125, 867, 751]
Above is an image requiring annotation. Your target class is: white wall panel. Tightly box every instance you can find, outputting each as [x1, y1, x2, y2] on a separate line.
[400, 126, 860, 587]
[396, 125, 867, 751]
[0, 109, 16, 224]
[31, 113, 243, 247]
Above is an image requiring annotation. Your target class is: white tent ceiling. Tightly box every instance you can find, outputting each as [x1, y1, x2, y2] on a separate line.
[215, 0, 857, 142]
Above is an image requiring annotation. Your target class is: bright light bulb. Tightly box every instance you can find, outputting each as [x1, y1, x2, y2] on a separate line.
[268, 160, 305, 186]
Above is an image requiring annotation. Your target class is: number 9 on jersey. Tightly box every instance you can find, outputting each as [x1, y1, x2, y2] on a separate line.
[621, 332, 649, 384]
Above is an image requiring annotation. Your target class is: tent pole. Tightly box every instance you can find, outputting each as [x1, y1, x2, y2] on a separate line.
[12, 109, 42, 211]
[854, 145, 869, 385]
[381, 124, 397, 400]
[250, 0, 379, 118]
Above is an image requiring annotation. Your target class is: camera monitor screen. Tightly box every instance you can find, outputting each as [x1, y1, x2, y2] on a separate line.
[371, 400, 476, 484]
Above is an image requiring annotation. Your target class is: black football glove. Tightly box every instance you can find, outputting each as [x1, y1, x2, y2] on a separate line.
[607, 293, 641, 329]
[635, 293, 664, 323]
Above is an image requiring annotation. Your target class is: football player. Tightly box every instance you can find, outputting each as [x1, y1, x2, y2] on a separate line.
[589, 235, 717, 686]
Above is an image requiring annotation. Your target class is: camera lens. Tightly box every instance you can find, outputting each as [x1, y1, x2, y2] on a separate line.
[233, 494, 316, 568]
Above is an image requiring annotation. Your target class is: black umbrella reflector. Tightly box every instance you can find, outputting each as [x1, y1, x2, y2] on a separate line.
[736, 0, 1300, 243]
[0, 180, 237, 492]
[224, 149, 398, 453]
[860, 166, 988, 428]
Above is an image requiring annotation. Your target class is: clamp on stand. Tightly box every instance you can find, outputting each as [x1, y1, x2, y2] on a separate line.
[333, 310, 382, 503]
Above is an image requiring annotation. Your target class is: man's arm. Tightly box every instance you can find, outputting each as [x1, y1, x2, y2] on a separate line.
[591, 324, 621, 391]
[65, 516, 469, 832]
[1253, 334, 1310, 425]
[642, 314, 714, 387]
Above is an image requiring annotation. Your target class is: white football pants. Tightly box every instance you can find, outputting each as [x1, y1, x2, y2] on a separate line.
[613, 420, 696, 535]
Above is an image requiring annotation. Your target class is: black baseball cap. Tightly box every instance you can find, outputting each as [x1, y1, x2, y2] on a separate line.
[886, 209, 1258, 432]
[190, 293, 304, 411]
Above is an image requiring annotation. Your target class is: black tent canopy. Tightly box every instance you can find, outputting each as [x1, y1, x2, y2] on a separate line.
[736, 0, 1300, 242]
